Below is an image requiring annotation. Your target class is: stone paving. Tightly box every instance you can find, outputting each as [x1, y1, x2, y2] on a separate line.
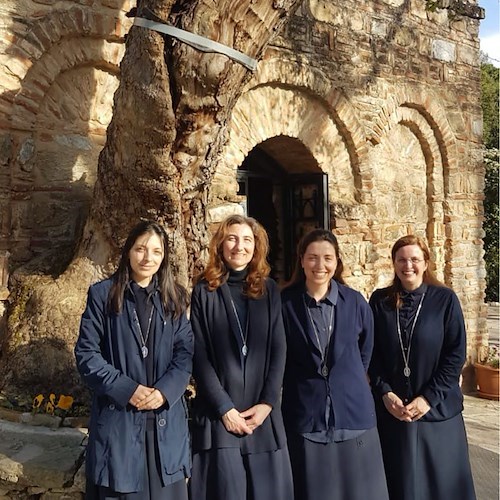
[463, 394, 500, 500]
[465, 303, 500, 500]
[0, 418, 86, 498]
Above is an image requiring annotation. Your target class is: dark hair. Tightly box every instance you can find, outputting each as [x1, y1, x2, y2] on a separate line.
[287, 229, 345, 287]
[108, 220, 188, 318]
[387, 234, 444, 308]
[200, 214, 270, 299]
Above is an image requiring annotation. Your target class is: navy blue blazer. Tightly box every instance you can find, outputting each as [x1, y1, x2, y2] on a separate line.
[75, 278, 193, 493]
[190, 278, 287, 454]
[369, 285, 465, 421]
[281, 281, 376, 433]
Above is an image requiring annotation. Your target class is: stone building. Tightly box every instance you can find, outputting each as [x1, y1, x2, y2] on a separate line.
[0, 0, 488, 379]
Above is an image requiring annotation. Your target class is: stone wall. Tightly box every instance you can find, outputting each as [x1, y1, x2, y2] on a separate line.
[0, 1, 488, 497]
[0, 0, 133, 272]
[211, 0, 487, 366]
[0, 0, 488, 371]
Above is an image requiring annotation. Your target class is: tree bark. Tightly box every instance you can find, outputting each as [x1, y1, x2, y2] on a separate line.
[0, 0, 301, 401]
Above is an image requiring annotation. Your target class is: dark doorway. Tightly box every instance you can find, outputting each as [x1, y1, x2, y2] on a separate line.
[238, 136, 329, 282]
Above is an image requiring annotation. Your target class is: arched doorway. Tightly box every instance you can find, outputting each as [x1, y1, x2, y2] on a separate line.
[237, 135, 329, 282]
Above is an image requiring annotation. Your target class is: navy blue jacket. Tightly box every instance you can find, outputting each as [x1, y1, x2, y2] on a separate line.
[75, 278, 193, 493]
[190, 278, 287, 454]
[369, 285, 465, 421]
[281, 281, 376, 433]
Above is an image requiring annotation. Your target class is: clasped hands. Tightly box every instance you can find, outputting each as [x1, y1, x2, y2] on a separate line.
[382, 392, 430, 422]
[129, 384, 166, 411]
[222, 403, 272, 435]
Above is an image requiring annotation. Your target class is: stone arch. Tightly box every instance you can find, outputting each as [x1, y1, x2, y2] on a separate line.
[366, 88, 459, 196]
[6, 5, 131, 130]
[365, 88, 460, 285]
[250, 56, 369, 165]
[222, 84, 356, 204]
[220, 56, 370, 205]
[2, 5, 131, 268]
[5, 5, 130, 80]
[11, 38, 122, 131]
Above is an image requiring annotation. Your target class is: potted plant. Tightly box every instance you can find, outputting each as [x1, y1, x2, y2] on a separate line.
[475, 344, 500, 400]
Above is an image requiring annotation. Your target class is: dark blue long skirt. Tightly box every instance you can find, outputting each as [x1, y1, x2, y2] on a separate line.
[287, 427, 389, 500]
[377, 412, 476, 500]
[189, 447, 293, 500]
[88, 422, 188, 500]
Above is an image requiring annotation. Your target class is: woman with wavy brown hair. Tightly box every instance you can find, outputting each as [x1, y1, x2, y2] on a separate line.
[189, 214, 293, 500]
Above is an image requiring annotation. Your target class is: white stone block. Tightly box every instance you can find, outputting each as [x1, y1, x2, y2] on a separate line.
[432, 39, 456, 62]
[371, 20, 388, 37]
[207, 204, 244, 224]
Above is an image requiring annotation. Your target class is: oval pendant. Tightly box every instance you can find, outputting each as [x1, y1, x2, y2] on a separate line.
[242, 345, 248, 357]
[141, 346, 149, 359]
[321, 366, 329, 377]
[403, 366, 411, 377]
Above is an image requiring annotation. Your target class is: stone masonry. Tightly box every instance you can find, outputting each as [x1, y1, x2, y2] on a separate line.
[0, 0, 488, 396]
[0, 0, 486, 352]
[212, 0, 487, 368]
[0, 0, 486, 358]
[0, 0, 490, 496]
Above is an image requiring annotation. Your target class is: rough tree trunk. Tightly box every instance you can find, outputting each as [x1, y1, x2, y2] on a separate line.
[0, 0, 301, 402]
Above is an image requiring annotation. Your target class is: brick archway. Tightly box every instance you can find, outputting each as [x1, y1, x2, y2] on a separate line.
[365, 90, 462, 287]
[6, 5, 131, 130]
[239, 57, 372, 201]
[1, 4, 131, 268]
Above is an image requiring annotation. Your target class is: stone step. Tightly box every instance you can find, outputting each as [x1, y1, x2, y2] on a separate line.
[0, 419, 86, 498]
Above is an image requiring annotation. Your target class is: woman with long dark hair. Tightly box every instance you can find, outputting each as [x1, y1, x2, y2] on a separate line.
[189, 214, 293, 500]
[75, 220, 193, 500]
[281, 229, 388, 500]
[369, 235, 476, 500]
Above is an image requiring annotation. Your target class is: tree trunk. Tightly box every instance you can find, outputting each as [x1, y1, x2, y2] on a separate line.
[0, 0, 301, 402]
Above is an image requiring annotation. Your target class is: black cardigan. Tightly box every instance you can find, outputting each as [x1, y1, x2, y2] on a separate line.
[368, 285, 466, 421]
[190, 277, 287, 454]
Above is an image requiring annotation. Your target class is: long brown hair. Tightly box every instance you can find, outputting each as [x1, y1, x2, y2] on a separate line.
[387, 235, 444, 308]
[201, 214, 270, 299]
[108, 220, 189, 318]
[286, 229, 346, 287]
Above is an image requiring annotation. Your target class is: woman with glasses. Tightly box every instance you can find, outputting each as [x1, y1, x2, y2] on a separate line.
[189, 214, 293, 500]
[281, 229, 388, 500]
[369, 235, 476, 500]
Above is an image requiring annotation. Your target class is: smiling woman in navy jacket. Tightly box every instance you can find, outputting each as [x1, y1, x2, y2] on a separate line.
[189, 214, 293, 500]
[75, 220, 193, 500]
[281, 229, 388, 500]
[369, 235, 475, 500]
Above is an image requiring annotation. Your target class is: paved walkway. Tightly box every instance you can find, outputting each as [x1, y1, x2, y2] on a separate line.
[463, 394, 499, 500]
[465, 303, 500, 500]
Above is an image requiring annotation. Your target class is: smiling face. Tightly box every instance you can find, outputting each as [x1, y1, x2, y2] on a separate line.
[301, 240, 338, 296]
[393, 244, 428, 291]
[129, 232, 164, 287]
[221, 223, 255, 271]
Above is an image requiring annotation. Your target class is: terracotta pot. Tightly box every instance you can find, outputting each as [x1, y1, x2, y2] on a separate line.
[475, 363, 500, 400]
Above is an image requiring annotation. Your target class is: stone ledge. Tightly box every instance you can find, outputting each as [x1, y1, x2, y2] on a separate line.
[0, 419, 87, 498]
[0, 407, 89, 430]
